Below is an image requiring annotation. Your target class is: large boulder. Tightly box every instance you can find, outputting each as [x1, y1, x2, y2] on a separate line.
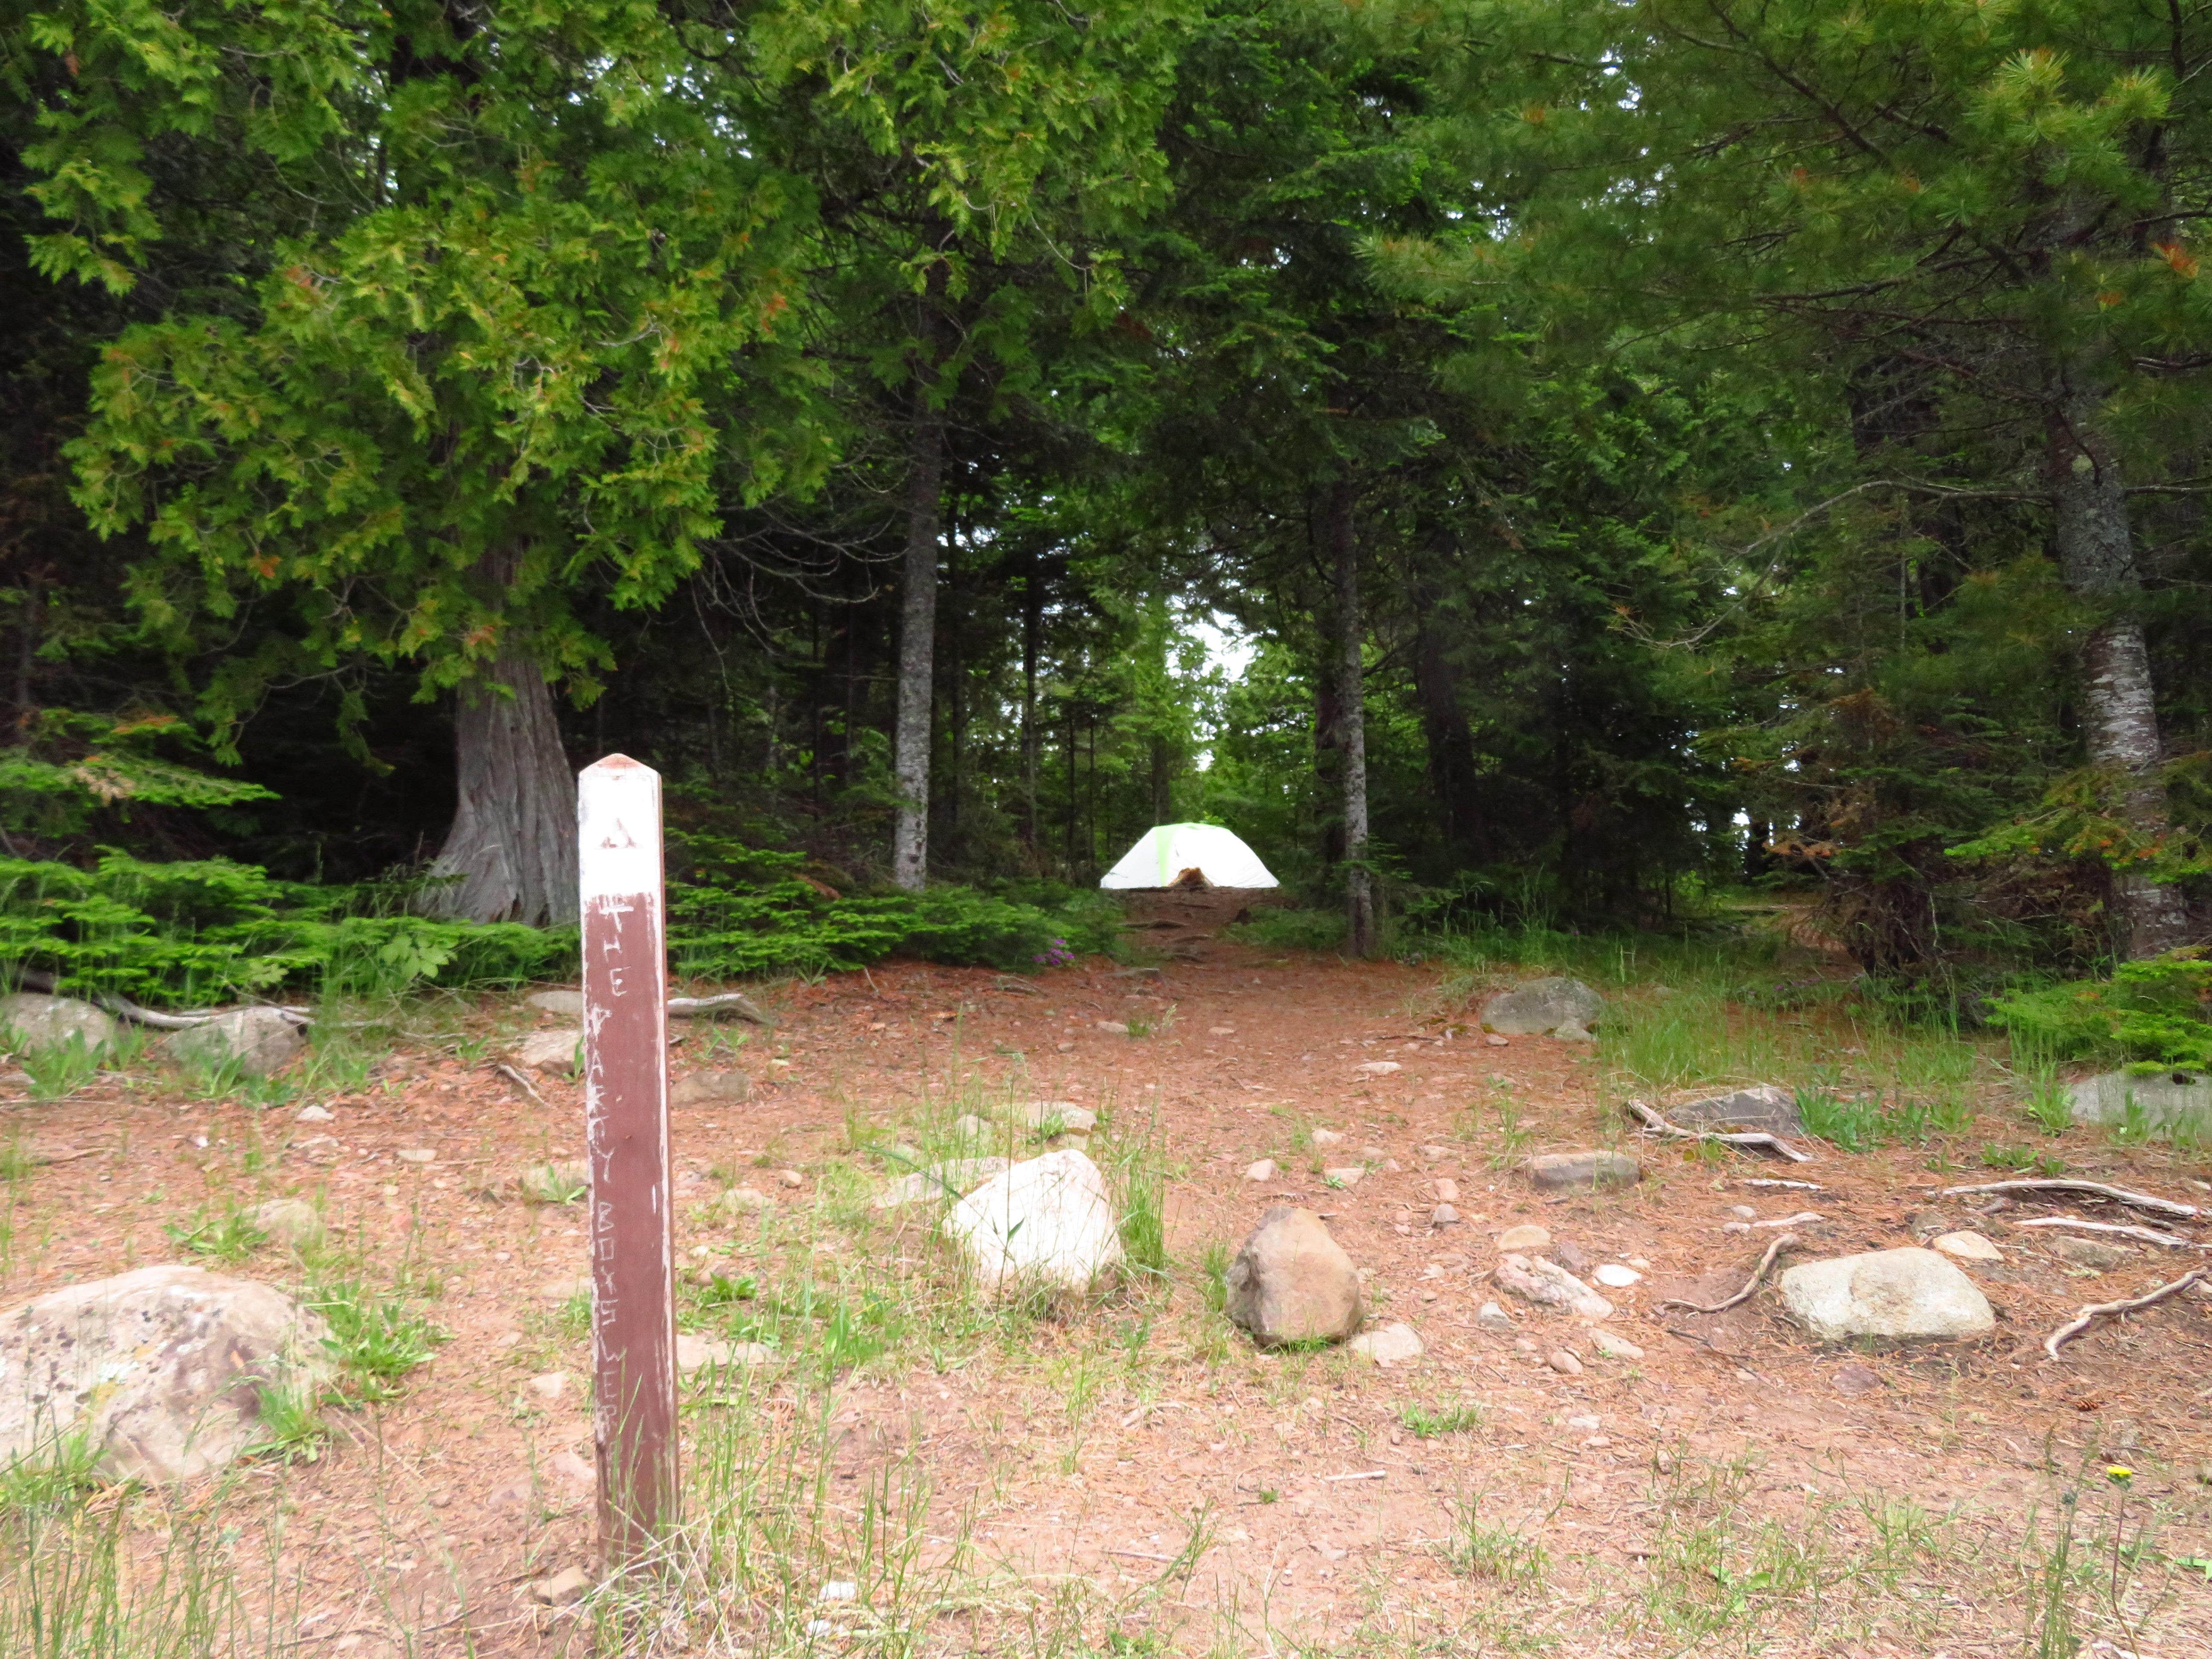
[944, 1150, 1124, 1298]
[2068, 1068, 2212, 1135]
[1223, 1205, 1363, 1346]
[1523, 1150, 1642, 1192]
[0, 992, 119, 1052]
[1670, 1084, 1802, 1135]
[159, 1008, 305, 1077]
[0, 1265, 335, 1482]
[1481, 977, 1604, 1038]
[1779, 1248, 1995, 1344]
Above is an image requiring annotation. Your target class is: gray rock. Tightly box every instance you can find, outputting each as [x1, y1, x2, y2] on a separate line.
[1431, 1203, 1461, 1226]
[944, 1150, 1124, 1298]
[2043, 1233, 2131, 1271]
[1543, 1239, 1593, 1275]
[525, 989, 585, 1018]
[1779, 1248, 1995, 1344]
[1245, 1158, 1278, 1182]
[2069, 1068, 2212, 1134]
[671, 1068, 749, 1106]
[508, 1029, 581, 1073]
[1494, 1253, 1613, 1320]
[1523, 1150, 1642, 1191]
[1590, 1328, 1644, 1361]
[1348, 1322, 1424, 1365]
[1906, 1209, 1953, 1243]
[0, 1265, 335, 1481]
[1547, 1349, 1583, 1375]
[872, 1157, 1011, 1209]
[1481, 977, 1604, 1036]
[1224, 1206, 1364, 1346]
[249, 1199, 324, 1252]
[1476, 1300, 1515, 1331]
[1009, 1100, 1097, 1135]
[0, 992, 119, 1052]
[1670, 1084, 1802, 1135]
[159, 1007, 305, 1077]
[529, 1566, 591, 1607]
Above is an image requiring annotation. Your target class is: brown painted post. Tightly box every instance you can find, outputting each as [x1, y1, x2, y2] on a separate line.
[578, 754, 678, 1567]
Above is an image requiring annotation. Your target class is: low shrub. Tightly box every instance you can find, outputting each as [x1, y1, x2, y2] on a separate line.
[1987, 948, 2212, 1071]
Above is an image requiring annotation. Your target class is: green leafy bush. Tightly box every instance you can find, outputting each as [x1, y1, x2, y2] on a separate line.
[1987, 949, 2212, 1071]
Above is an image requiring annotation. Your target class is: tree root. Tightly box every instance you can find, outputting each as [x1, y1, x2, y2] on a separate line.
[1625, 1099, 1812, 1163]
[2044, 1268, 2211, 1359]
[1656, 1232, 1800, 1315]
[1939, 1178, 2199, 1223]
[2013, 1216, 2209, 1251]
[665, 990, 774, 1026]
[6, 966, 309, 1030]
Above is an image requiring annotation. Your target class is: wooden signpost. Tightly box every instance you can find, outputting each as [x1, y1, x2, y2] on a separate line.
[578, 754, 678, 1567]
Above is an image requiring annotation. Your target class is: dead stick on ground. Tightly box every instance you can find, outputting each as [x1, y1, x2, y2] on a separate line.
[2044, 1268, 2211, 1359]
[1939, 1178, 2200, 1222]
[2012, 1216, 2211, 1251]
[1656, 1232, 1800, 1315]
[493, 1063, 548, 1109]
[1625, 1099, 1812, 1164]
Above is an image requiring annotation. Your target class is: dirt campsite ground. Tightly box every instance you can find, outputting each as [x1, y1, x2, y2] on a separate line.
[4, 891, 2211, 1657]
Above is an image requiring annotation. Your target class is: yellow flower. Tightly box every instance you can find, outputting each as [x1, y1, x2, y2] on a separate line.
[2106, 1464, 2135, 1482]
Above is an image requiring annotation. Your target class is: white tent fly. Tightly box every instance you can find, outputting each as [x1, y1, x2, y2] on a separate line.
[1099, 823, 1279, 890]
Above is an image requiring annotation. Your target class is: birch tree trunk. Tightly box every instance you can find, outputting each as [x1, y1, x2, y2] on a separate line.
[2048, 398, 2190, 958]
[890, 402, 946, 892]
[426, 602, 578, 925]
[1330, 479, 1376, 956]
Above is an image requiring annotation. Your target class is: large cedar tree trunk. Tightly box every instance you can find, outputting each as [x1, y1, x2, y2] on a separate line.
[1330, 480, 1375, 956]
[2048, 399, 2190, 958]
[427, 641, 578, 926]
[890, 403, 946, 892]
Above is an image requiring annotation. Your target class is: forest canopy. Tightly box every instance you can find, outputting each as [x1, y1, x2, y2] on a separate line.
[2, 0, 2206, 992]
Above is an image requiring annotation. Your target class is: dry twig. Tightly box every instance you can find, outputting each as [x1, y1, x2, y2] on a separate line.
[1939, 1178, 2200, 1222]
[1656, 1232, 1800, 1314]
[1740, 1177, 1824, 1191]
[493, 1062, 549, 1108]
[2012, 1216, 2210, 1251]
[1625, 1098, 1812, 1163]
[2043, 1268, 2211, 1359]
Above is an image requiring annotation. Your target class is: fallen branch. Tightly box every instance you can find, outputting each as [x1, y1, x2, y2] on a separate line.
[1939, 1178, 2199, 1223]
[6, 966, 310, 1030]
[2044, 1268, 2211, 1359]
[493, 1063, 549, 1109]
[1740, 1177, 1824, 1191]
[2012, 1216, 2210, 1251]
[665, 990, 774, 1026]
[1657, 1232, 1799, 1315]
[1724, 1210, 1821, 1231]
[1625, 1098, 1812, 1163]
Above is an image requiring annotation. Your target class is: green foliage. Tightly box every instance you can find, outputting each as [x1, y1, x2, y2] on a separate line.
[163, 1203, 268, 1267]
[1400, 1400, 1485, 1438]
[310, 1275, 442, 1402]
[1989, 949, 2212, 1071]
[0, 712, 274, 845]
[1222, 908, 1346, 953]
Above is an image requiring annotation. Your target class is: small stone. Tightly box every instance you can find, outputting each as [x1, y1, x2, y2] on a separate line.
[1594, 1263, 1642, 1288]
[295, 1104, 334, 1123]
[1522, 1150, 1641, 1192]
[396, 1147, 436, 1165]
[1485, 1033, 1508, 1047]
[509, 1030, 581, 1073]
[1496, 1224, 1551, 1252]
[1348, 1322, 1425, 1365]
[1545, 1239, 1593, 1275]
[1011, 1100, 1097, 1135]
[1245, 1158, 1278, 1182]
[671, 1068, 750, 1107]
[1310, 1129, 1345, 1148]
[525, 989, 585, 1018]
[719, 1186, 774, 1217]
[1512, 1337, 1539, 1354]
[818, 1580, 859, 1604]
[1208, 1026, 1236, 1037]
[1494, 1253, 1613, 1320]
[1728, 1205, 1758, 1220]
[1224, 1206, 1363, 1345]
[1431, 1204, 1461, 1227]
[2043, 1234, 2130, 1271]
[1476, 1301, 1515, 1331]
[1590, 1328, 1644, 1361]
[1832, 1363, 1882, 1397]
[529, 1566, 590, 1607]
[1547, 1349, 1583, 1376]
[1096, 1021, 1129, 1035]
[1418, 1144, 1452, 1159]
[1435, 1179, 1461, 1202]
[1906, 1209, 1953, 1243]
[1354, 1060, 1402, 1077]
[250, 1199, 324, 1252]
[1323, 1166, 1366, 1188]
[776, 1169, 805, 1189]
[1931, 1230, 2003, 1263]
[527, 1372, 568, 1400]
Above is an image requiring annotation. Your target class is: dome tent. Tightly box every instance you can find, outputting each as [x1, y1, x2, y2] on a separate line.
[1098, 823, 1278, 890]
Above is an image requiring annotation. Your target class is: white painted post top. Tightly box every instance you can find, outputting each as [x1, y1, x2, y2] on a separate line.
[579, 754, 662, 901]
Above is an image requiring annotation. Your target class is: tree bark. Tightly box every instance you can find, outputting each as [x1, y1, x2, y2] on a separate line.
[1412, 582, 1480, 856]
[890, 403, 945, 892]
[426, 635, 578, 927]
[1019, 544, 1042, 855]
[1330, 479, 1375, 957]
[2048, 399, 2190, 958]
